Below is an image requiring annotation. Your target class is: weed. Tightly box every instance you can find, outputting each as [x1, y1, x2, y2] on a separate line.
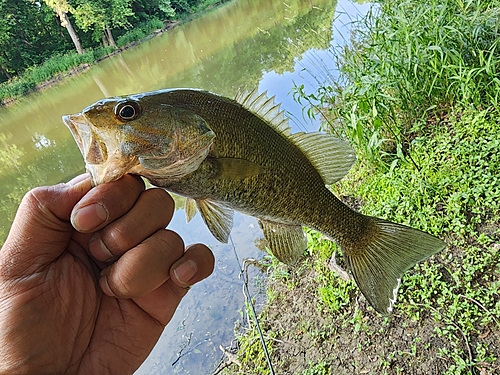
[0, 18, 163, 103]
[300, 361, 331, 375]
[294, 0, 500, 166]
[0, 46, 115, 103]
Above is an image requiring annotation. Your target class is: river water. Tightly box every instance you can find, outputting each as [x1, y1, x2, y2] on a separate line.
[0, 0, 368, 373]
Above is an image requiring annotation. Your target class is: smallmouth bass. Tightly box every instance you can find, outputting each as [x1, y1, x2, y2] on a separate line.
[63, 88, 446, 314]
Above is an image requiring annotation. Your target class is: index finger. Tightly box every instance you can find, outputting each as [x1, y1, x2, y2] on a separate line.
[71, 174, 145, 233]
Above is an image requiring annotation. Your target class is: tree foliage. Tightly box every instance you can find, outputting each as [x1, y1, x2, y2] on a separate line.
[0, 0, 211, 82]
[0, 0, 72, 80]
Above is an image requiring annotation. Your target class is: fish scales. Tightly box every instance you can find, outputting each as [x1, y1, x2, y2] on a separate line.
[63, 88, 446, 314]
[157, 90, 326, 222]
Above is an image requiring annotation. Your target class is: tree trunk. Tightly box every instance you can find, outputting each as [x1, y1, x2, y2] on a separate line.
[0, 65, 12, 80]
[104, 27, 116, 47]
[101, 33, 109, 47]
[59, 11, 84, 54]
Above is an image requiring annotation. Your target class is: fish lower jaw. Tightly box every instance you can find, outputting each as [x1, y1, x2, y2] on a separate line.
[86, 158, 139, 186]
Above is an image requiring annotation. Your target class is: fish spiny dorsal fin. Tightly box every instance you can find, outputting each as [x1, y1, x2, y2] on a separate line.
[290, 132, 357, 185]
[235, 88, 291, 135]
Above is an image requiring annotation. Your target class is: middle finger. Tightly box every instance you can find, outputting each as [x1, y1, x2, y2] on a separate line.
[89, 188, 175, 262]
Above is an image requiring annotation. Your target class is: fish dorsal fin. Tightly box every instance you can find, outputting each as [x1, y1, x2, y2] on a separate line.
[234, 89, 356, 185]
[235, 88, 291, 135]
[196, 199, 234, 243]
[258, 220, 307, 265]
[185, 197, 197, 223]
[290, 132, 357, 185]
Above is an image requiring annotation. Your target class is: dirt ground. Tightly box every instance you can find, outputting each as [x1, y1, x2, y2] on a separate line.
[218, 250, 500, 375]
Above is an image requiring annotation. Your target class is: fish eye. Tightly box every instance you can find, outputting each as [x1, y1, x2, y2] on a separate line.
[115, 101, 141, 121]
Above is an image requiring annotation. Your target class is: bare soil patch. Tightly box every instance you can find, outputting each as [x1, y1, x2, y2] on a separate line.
[221, 247, 500, 375]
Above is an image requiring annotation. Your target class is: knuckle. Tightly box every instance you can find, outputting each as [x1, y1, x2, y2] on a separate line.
[145, 189, 174, 221]
[169, 282, 189, 300]
[102, 224, 131, 255]
[110, 269, 135, 298]
[22, 186, 52, 209]
[156, 229, 184, 259]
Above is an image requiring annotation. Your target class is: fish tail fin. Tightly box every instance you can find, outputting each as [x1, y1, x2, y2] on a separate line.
[342, 217, 446, 315]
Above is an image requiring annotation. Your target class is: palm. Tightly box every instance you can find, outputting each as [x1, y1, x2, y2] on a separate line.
[16, 231, 165, 373]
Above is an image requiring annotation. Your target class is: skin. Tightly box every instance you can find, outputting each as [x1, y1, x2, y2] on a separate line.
[0, 173, 214, 375]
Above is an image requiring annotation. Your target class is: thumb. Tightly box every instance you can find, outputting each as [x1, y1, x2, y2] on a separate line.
[0, 174, 92, 277]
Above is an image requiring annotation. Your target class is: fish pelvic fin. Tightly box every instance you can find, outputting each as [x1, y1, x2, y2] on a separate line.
[343, 218, 446, 315]
[185, 197, 197, 223]
[196, 199, 234, 243]
[259, 220, 307, 265]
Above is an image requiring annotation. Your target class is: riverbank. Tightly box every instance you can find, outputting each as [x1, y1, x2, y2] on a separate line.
[0, 1, 224, 106]
[218, 0, 500, 373]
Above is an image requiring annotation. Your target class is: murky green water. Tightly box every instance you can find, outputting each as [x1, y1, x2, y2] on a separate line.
[0, 0, 368, 373]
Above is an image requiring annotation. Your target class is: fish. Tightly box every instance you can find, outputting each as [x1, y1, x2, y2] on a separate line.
[63, 88, 446, 314]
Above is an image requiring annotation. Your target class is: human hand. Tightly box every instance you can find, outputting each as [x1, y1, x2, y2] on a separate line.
[0, 174, 214, 375]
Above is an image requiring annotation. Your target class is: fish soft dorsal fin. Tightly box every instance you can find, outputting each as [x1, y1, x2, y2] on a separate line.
[196, 199, 234, 243]
[258, 220, 307, 265]
[290, 132, 357, 185]
[234, 88, 291, 135]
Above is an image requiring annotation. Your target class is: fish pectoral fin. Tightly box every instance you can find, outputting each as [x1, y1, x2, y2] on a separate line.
[258, 220, 307, 265]
[343, 218, 446, 315]
[211, 157, 264, 180]
[196, 199, 234, 243]
[185, 197, 197, 223]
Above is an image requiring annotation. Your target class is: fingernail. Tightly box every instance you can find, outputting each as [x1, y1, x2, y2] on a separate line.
[71, 203, 109, 232]
[99, 276, 116, 297]
[173, 259, 197, 285]
[89, 236, 114, 262]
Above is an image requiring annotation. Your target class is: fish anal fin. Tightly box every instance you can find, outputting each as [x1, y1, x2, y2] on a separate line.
[196, 199, 234, 243]
[185, 197, 197, 223]
[342, 218, 446, 315]
[290, 132, 357, 185]
[259, 220, 307, 265]
[212, 157, 264, 180]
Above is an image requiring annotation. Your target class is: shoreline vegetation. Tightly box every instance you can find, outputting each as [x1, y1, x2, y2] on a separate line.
[0, 0, 226, 106]
[218, 0, 500, 374]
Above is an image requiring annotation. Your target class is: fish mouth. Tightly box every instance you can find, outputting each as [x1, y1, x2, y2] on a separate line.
[63, 113, 138, 186]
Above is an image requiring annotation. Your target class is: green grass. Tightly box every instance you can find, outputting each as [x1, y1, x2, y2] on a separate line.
[116, 18, 164, 48]
[295, 0, 500, 167]
[231, 0, 500, 373]
[0, 47, 115, 102]
[331, 107, 500, 373]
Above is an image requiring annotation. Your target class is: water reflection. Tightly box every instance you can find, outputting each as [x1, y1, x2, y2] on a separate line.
[0, 0, 369, 373]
